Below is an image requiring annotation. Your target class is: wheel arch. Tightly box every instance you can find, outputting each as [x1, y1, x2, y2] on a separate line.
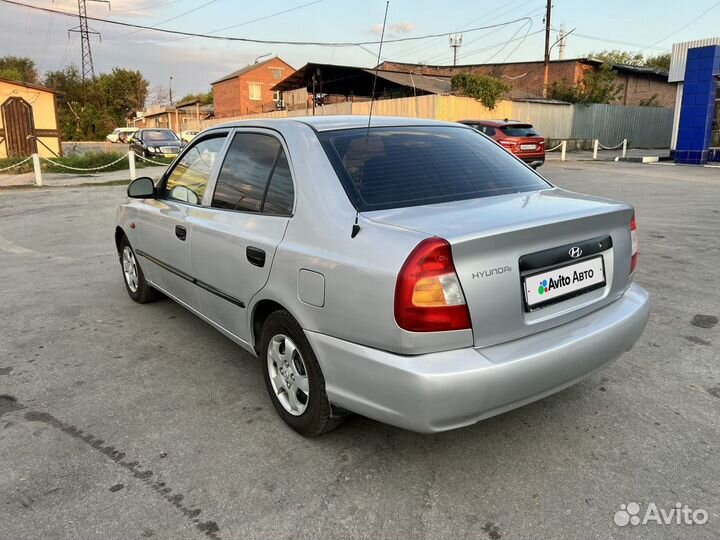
[251, 298, 300, 355]
[115, 226, 126, 253]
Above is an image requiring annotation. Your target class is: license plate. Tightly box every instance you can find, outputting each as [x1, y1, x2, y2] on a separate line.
[520, 144, 537, 150]
[524, 256, 606, 309]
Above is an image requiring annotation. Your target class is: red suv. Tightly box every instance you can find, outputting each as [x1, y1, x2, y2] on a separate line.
[459, 119, 545, 168]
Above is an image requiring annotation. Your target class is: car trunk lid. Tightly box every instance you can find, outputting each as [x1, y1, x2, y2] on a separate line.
[365, 188, 634, 347]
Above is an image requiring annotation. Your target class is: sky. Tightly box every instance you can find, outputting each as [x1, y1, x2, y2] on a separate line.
[1, 0, 719, 98]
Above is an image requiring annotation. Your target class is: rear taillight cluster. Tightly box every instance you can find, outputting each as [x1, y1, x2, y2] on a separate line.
[630, 212, 638, 274]
[394, 238, 471, 332]
[498, 139, 518, 152]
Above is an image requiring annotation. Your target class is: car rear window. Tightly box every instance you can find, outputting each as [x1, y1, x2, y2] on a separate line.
[499, 125, 540, 137]
[318, 126, 549, 211]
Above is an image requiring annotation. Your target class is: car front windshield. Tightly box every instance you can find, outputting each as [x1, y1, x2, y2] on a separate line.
[318, 126, 550, 211]
[144, 130, 179, 142]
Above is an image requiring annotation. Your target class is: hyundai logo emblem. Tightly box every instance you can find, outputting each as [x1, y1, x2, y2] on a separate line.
[569, 246, 583, 259]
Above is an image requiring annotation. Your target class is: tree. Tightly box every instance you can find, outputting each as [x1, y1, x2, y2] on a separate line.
[644, 53, 671, 71]
[0, 56, 39, 84]
[451, 73, 510, 110]
[178, 89, 213, 105]
[547, 64, 622, 104]
[588, 49, 645, 66]
[586, 49, 671, 72]
[44, 65, 149, 141]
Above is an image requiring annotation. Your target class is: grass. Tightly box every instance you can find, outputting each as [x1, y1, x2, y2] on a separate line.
[0, 151, 174, 175]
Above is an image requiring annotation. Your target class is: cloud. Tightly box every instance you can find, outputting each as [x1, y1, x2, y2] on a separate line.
[369, 21, 415, 38]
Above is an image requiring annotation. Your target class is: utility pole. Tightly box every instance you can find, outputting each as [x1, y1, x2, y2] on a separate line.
[449, 34, 463, 66]
[68, 0, 110, 95]
[169, 76, 173, 105]
[557, 24, 567, 60]
[542, 0, 552, 96]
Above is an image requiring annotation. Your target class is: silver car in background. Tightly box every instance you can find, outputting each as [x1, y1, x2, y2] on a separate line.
[115, 116, 649, 436]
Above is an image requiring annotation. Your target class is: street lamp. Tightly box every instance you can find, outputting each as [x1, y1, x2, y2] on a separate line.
[254, 53, 272, 64]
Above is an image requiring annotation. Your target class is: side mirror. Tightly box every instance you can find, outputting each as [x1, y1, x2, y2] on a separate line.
[127, 177, 156, 198]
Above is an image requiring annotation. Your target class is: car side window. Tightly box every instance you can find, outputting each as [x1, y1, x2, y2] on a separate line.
[162, 135, 226, 205]
[483, 126, 496, 137]
[212, 133, 294, 215]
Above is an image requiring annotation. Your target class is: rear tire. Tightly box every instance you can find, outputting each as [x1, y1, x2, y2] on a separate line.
[119, 236, 160, 304]
[261, 310, 344, 436]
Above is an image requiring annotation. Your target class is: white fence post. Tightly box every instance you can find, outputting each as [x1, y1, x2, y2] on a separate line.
[128, 150, 136, 181]
[561, 140, 567, 162]
[31, 153, 42, 186]
[593, 139, 599, 160]
[622, 139, 627, 158]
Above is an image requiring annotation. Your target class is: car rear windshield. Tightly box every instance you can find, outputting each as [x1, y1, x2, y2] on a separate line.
[144, 130, 179, 141]
[499, 125, 540, 137]
[317, 126, 550, 211]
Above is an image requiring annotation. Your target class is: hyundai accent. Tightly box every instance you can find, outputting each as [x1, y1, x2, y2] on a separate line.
[115, 116, 649, 436]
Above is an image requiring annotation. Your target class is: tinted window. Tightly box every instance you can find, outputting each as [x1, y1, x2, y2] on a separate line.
[162, 135, 226, 205]
[212, 133, 294, 215]
[481, 126, 496, 136]
[144, 130, 179, 141]
[500, 125, 540, 137]
[318, 126, 549, 211]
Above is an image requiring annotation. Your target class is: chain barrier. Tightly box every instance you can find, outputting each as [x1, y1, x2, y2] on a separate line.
[41, 153, 128, 171]
[598, 141, 625, 150]
[0, 156, 33, 172]
[133, 152, 171, 167]
[546, 142, 564, 152]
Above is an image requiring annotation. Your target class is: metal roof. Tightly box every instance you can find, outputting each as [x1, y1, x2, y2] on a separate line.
[271, 62, 451, 95]
[212, 56, 291, 85]
[206, 115, 468, 133]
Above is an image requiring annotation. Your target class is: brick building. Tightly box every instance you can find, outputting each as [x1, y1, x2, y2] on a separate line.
[212, 56, 294, 117]
[377, 58, 677, 107]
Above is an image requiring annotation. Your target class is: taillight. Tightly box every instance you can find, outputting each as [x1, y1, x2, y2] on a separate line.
[630, 212, 638, 274]
[394, 238, 471, 332]
[498, 139, 518, 152]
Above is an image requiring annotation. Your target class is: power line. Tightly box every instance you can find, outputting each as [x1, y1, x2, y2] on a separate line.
[569, 32, 669, 52]
[639, 1, 720, 52]
[141, 0, 327, 45]
[0, 0, 538, 47]
[108, 0, 221, 39]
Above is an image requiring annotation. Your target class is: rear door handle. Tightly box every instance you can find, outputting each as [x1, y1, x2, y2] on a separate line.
[246, 246, 266, 267]
[175, 225, 187, 241]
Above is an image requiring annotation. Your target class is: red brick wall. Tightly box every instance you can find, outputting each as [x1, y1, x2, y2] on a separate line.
[378, 60, 676, 105]
[616, 73, 677, 107]
[213, 58, 294, 117]
[379, 60, 582, 98]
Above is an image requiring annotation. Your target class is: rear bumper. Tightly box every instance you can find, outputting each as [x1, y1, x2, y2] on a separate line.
[307, 283, 649, 433]
[520, 155, 545, 167]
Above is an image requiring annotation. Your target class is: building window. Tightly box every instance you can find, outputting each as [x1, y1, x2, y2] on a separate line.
[271, 68, 283, 80]
[249, 83, 262, 101]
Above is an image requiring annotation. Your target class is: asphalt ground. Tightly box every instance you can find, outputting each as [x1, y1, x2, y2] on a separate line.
[0, 160, 718, 540]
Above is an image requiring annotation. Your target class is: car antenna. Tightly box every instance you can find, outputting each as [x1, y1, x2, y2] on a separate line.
[352, 0, 389, 239]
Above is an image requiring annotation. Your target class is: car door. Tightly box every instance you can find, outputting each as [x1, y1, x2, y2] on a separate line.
[186, 129, 295, 343]
[134, 132, 229, 311]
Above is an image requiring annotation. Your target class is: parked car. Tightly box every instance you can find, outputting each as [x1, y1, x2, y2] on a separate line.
[181, 130, 199, 143]
[129, 128, 182, 158]
[106, 127, 138, 143]
[459, 119, 546, 168]
[116, 116, 649, 436]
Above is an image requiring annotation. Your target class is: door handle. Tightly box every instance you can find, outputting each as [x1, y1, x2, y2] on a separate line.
[175, 225, 187, 241]
[246, 246, 266, 267]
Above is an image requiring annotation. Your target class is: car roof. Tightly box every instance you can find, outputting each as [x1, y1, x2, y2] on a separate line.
[458, 119, 533, 127]
[207, 115, 473, 133]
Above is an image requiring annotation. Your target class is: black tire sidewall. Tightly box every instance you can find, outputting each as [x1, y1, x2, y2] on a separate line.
[260, 311, 330, 436]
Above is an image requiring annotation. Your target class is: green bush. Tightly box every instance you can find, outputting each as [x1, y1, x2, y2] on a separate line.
[0, 151, 174, 175]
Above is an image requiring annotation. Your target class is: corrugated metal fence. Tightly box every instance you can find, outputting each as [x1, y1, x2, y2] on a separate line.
[571, 104, 674, 148]
[205, 97, 674, 148]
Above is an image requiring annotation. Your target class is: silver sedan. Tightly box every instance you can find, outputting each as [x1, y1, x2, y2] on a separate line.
[115, 116, 649, 435]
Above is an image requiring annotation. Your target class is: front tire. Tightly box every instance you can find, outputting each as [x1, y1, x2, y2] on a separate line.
[261, 310, 344, 436]
[119, 236, 160, 304]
